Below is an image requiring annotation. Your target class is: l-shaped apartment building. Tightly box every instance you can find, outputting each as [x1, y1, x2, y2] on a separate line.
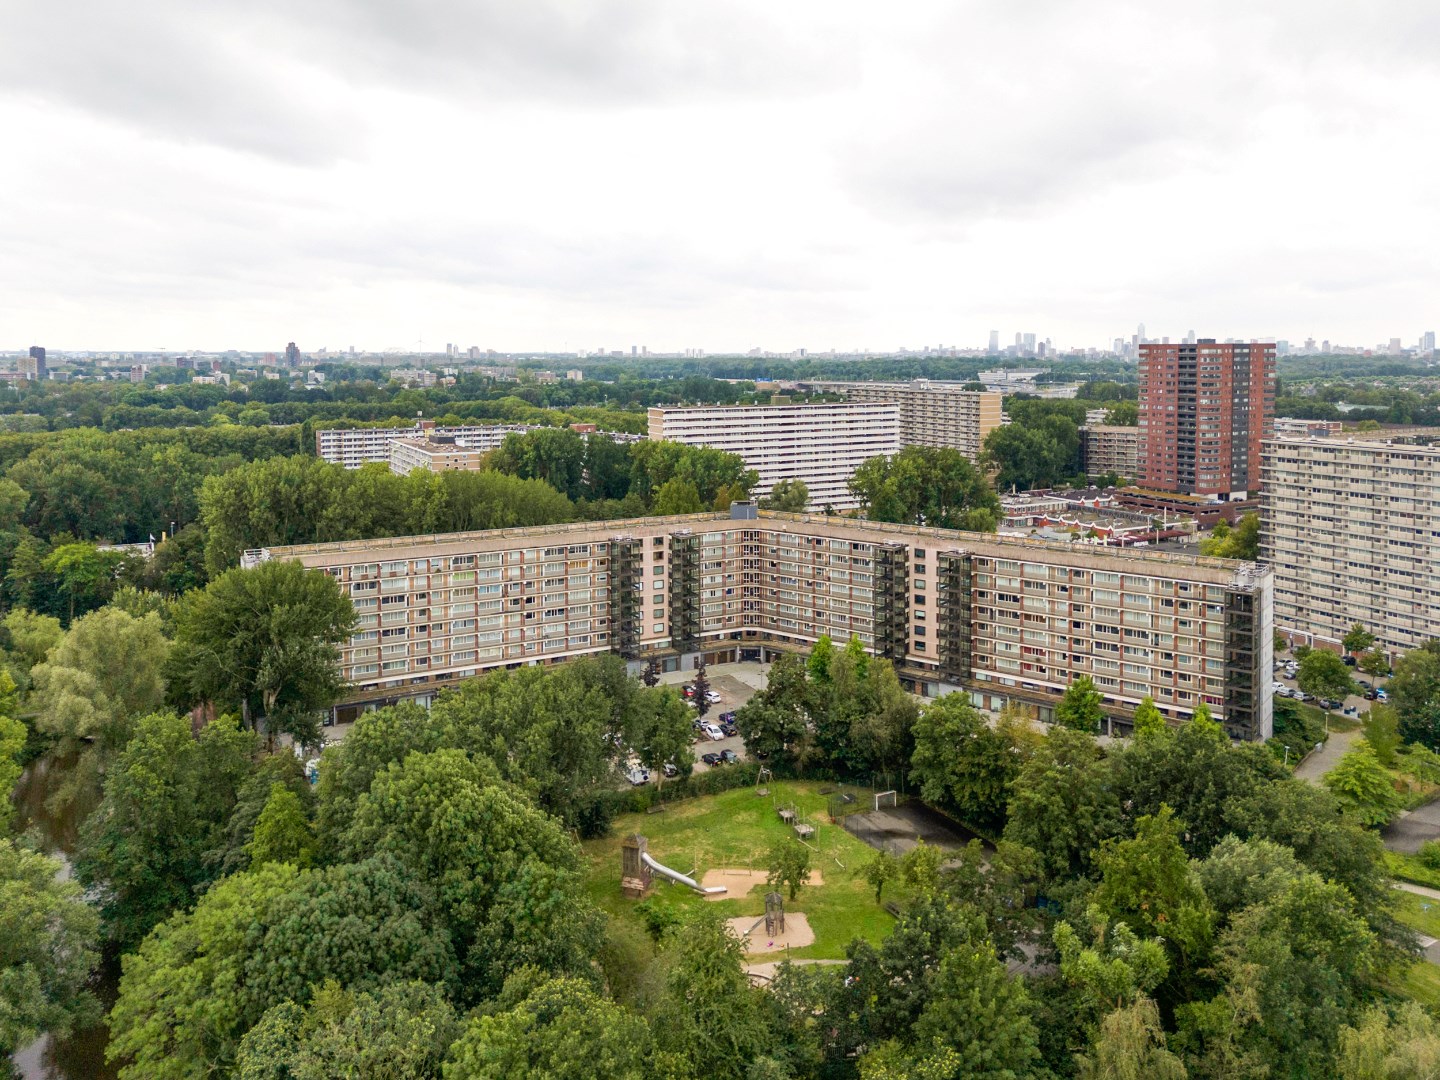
[244, 505, 1273, 740]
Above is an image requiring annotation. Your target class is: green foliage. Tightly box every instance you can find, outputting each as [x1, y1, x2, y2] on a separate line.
[1077, 996, 1188, 1080]
[902, 841, 946, 895]
[77, 712, 257, 948]
[1358, 648, 1391, 677]
[734, 653, 812, 767]
[166, 559, 356, 744]
[446, 975, 653, 1080]
[1391, 640, 1440, 750]
[1336, 1002, 1440, 1078]
[1056, 675, 1105, 733]
[1296, 648, 1356, 702]
[237, 981, 459, 1080]
[0, 667, 24, 802]
[1055, 919, 1169, 1025]
[1197, 512, 1260, 560]
[982, 409, 1083, 492]
[211, 752, 316, 875]
[1343, 623, 1376, 655]
[651, 477, 704, 515]
[909, 693, 1019, 833]
[863, 849, 900, 901]
[1323, 743, 1403, 827]
[0, 838, 101, 1057]
[766, 837, 812, 900]
[1130, 696, 1166, 740]
[1004, 727, 1120, 879]
[1362, 705, 1401, 768]
[247, 782, 317, 868]
[759, 477, 809, 511]
[42, 541, 142, 621]
[847, 445, 1000, 530]
[1419, 840, 1440, 871]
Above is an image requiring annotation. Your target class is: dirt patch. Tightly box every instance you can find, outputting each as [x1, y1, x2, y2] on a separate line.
[700, 868, 769, 900]
[726, 912, 815, 953]
[699, 867, 826, 900]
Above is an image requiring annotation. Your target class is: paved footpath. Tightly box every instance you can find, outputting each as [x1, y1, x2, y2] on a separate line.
[1292, 727, 1360, 783]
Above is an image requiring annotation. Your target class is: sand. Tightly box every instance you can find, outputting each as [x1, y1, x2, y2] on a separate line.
[726, 912, 815, 952]
[699, 867, 825, 900]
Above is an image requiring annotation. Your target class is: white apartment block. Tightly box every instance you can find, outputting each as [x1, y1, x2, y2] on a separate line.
[389, 438, 487, 476]
[647, 403, 901, 511]
[1261, 433, 1440, 656]
[315, 423, 536, 468]
[247, 508, 1273, 740]
[1080, 425, 1141, 479]
[800, 380, 1003, 459]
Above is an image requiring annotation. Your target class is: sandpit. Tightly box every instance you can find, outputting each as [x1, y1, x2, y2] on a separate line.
[726, 912, 815, 952]
[699, 868, 825, 900]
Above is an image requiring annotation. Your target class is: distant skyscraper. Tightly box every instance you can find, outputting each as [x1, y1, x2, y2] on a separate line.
[1022, 332, 1036, 355]
[1137, 322, 1146, 343]
[284, 342, 301, 366]
[25, 345, 46, 379]
[1423, 331, 1436, 353]
[1138, 338, 1275, 499]
[987, 330, 999, 355]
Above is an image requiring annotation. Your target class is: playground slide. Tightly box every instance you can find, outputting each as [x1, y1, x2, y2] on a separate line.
[640, 851, 727, 895]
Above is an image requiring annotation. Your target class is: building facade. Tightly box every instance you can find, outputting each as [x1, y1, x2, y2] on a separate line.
[389, 438, 487, 475]
[1261, 433, 1440, 656]
[315, 423, 537, 469]
[1138, 340, 1275, 498]
[800, 381, 1002, 459]
[1080, 425, 1140, 479]
[1272, 417, 1343, 439]
[248, 508, 1273, 740]
[647, 402, 901, 510]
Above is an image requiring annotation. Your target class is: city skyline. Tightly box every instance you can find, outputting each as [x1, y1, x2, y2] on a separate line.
[3, 2, 1438, 350]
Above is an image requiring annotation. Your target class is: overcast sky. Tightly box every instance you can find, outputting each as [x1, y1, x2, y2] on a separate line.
[3, 0, 1437, 354]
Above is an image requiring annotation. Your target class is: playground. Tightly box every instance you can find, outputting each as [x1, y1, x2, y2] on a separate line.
[582, 780, 906, 961]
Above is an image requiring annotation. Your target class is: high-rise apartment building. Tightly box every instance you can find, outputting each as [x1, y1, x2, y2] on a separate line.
[988, 330, 1000, 355]
[801, 381, 1002, 460]
[647, 402, 901, 510]
[284, 342, 301, 367]
[315, 422, 537, 469]
[18, 346, 46, 380]
[1138, 339, 1275, 499]
[1080, 425, 1140, 479]
[248, 507, 1272, 739]
[389, 437, 487, 476]
[1262, 432, 1440, 657]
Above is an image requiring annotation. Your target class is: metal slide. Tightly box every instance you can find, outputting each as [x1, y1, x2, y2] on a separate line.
[640, 851, 727, 895]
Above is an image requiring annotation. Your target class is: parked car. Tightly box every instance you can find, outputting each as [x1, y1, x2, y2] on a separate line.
[682, 684, 696, 698]
[704, 690, 722, 704]
[720, 721, 738, 738]
[626, 767, 650, 786]
[1320, 699, 1342, 711]
[719, 749, 740, 764]
[662, 762, 678, 778]
[718, 711, 736, 724]
[700, 723, 724, 741]
[1364, 689, 1378, 701]
[700, 752, 721, 766]
[1376, 688, 1389, 702]
[1342, 655, 1357, 666]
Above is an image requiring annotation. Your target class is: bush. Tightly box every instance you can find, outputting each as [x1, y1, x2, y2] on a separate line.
[1268, 698, 1326, 765]
[1420, 841, 1440, 871]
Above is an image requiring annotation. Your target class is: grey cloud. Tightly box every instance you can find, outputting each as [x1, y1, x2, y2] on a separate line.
[0, 0, 856, 162]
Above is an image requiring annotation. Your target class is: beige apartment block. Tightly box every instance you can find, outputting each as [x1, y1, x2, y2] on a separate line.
[801, 380, 1003, 459]
[1261, 433, 1440, 656]
[389, 438, 486, 475]
[248, 507, 1272, 740]
[1081, 425, 1140, 479]
[315, 422, 535, 469]
[647, 402, 901, 510]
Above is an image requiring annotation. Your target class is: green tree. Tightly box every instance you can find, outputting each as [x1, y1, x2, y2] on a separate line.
[759, 477, 809, 511]
[1102, 400, 1139, 427]
[807, 633, 835, 684]
[848, 445, 1001, 530]
[628, 685, 695, 783]
[246, 782, 317, 868]
[1004, 727, 1121, 879]
[76, 712, 256, 947]
[1055, 919, 1168, 1030]
[1198, 512, 1260, 560]
[863, 849, 901, 901]
[210, 752, 316, 875]
[29, 606, 169, 764]
[1336, 1002, 1440, 1080]
[236, 980, 458, 1080]
[734, 653, 811, 766]
[909, 693, 1018, 833]
[1323, 743, 1403, 827]
[1357, 648, 1391, 678]
[651, 477, 703, 515]
[766, 837, 812, 901]
[902, 840, 946, 895]
[0, 838, 101, 1058]
[1131, 696, 1166, 740]
[1056, 674, 1105, 733]
[0, 667, 24, 802]
[1077, 997, 1188, 1080]
[981, 411, 1083, 492]
[1362, 704, 1401, 768]
[1391, 640, 1440, 749]
[1342, 623, 1376, 656]
[42, 541, 139, 622]
[166, 559, 356, 745]
[1296, 648, 1355, 702]
[0, 608, 63, 676]
[446, 976, 653, 1080]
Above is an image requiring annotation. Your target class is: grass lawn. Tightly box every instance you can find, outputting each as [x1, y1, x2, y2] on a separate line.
[582, 781, 907, 960]
[1387, 852, 1440, 891]
[1389, 959, 1440, 1007]
[1394, 889, 1440, 939]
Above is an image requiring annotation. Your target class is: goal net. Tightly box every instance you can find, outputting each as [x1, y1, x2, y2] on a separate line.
[874, 790, 897, 811]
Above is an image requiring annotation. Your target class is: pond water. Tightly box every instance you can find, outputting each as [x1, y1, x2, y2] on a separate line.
[10, 753, 121, 1080]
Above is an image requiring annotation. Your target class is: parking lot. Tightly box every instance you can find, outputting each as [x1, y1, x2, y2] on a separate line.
[1271, 657, 1386, 720]
[654, 663, 768, 779]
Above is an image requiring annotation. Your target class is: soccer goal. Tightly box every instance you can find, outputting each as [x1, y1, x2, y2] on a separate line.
[874, 790, 897, 811]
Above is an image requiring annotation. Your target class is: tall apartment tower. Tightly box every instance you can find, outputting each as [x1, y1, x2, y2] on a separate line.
[1137, 339, 1275, 499]
[284, 342, 301, 366]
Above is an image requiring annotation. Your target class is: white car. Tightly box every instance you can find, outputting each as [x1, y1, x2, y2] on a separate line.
[700, 723, 725, 741]
[626, 766, 650, 786]
[704, 690, 722, 704]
